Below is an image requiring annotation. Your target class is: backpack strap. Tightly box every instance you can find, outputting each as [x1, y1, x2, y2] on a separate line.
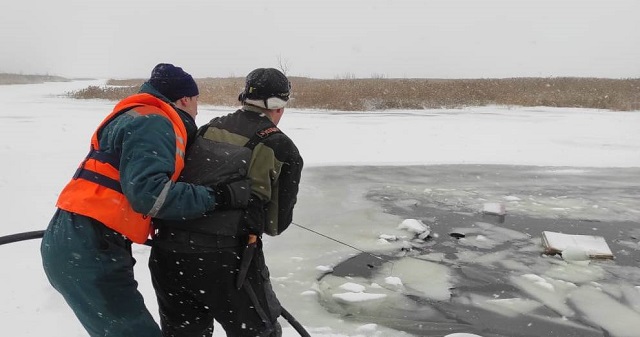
[196, 121, 210, 137]
[244, 126, 282, 150]
[194, 120, 281, 150]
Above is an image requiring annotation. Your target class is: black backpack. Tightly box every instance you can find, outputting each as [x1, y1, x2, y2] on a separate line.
[169, 124, 281, 236]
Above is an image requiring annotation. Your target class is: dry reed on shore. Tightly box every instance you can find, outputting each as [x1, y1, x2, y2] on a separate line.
[67, 76, 640, 112]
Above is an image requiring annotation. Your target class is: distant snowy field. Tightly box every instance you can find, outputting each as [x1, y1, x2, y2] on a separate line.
[0, 80, 639, 337]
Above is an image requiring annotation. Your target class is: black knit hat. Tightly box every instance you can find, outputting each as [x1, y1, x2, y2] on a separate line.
[148, 63, 199, 102]
[238, 68, 290, 109]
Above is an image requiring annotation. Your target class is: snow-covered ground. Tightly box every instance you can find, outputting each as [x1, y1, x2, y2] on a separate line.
[0, 80, 639, 336]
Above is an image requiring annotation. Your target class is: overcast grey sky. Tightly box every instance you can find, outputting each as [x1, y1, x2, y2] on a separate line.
[1, 0, 639, 79]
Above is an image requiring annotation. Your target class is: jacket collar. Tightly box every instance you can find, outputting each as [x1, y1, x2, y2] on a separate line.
[139, 82, 196, 126]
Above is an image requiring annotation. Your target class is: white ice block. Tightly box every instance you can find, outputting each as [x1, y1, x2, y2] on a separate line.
[482, 202, 506, 215]
[541, 231, 614, 259]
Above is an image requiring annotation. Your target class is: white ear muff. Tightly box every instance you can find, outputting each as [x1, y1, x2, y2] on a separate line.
[244, 97, 288, 110]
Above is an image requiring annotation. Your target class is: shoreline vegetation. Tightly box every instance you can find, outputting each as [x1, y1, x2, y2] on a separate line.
[2, 73, 639, 111]
[0, 73, 69, 85]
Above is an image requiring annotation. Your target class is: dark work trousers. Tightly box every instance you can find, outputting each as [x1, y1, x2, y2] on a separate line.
[40, 209, 162, 337]
[149, 235, 282, 337]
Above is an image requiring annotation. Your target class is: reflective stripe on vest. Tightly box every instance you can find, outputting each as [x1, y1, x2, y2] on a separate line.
[56, 94, 187, 243]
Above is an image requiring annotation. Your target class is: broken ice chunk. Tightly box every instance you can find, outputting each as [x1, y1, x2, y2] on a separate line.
[339, 282, 366, 293]
[483, 202, 506, 216]
[397, 219, 431, 237]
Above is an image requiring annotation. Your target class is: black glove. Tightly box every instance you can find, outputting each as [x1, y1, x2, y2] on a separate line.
[210, 178, 251, 210]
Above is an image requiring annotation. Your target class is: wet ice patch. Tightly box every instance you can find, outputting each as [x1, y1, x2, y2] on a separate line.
[544, 260, 605, 283]
[384, 165, 640, 223]
[455, 250, 511, 266]
[451, 222, 530, 249]
[376, 257, 452, 301]
[484, 297, 544, 317]
[569, 285, 640, 337]
[511, 273, 577, 317]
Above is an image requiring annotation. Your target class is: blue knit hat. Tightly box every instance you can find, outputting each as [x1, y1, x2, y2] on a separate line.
[148, 63, 199, 102]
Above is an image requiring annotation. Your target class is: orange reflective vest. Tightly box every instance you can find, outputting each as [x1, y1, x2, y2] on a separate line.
[56, 93, 188, 243]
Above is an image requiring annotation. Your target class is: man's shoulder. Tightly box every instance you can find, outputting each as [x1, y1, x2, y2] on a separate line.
[102, 112, 173, 143]
[259, 130, 300, 160]
[203, 109, 244, 128]
[116, 111, 171, 126]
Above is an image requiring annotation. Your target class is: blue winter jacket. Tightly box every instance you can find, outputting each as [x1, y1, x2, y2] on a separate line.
[96, 82, 215, 220]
